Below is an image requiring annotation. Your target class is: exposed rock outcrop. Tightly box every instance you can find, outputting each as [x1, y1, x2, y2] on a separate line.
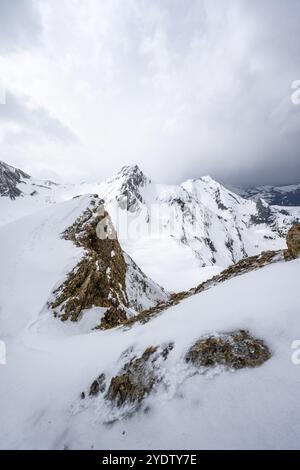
[109, 164, 150, 212]
[0, 160, 30, 199]
[89, 373, 106, 397]
[50, 196, 169, 326]
[99, 305, 128, 330]
[185, 330, 271, 370]
[86, 344, 174, 411]
[83, 333, 270, 417]
[286, 224, 300, 259]
[51, 197, 128, 322]
[250, 198, 275, 225]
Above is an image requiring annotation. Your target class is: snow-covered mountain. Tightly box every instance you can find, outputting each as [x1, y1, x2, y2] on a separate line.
[0, 159, 57, 199]
[92, 166, 300, 284]
[231, 182, 300, 206]
[0, 161, 299, 291]
[1, 159, 300, 450]
[0, 160, 31, 199]
[0, 205, 300, 448]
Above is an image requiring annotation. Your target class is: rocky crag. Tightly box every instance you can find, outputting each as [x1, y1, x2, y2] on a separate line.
[50, 196, 169, 327]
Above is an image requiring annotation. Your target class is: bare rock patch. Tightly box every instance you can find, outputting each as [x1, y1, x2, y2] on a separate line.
[185, 330, 271, 370]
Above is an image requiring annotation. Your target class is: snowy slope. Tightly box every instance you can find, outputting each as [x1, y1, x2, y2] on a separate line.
[0, 252, 299, 449]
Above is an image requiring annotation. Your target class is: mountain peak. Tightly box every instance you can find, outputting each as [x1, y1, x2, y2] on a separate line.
[0, 159, 30, 178]
[199, 175, 215, 183]
[0, 160, 30, 199]
[105, 164, 151, 211]
[118, 164, 150, 184]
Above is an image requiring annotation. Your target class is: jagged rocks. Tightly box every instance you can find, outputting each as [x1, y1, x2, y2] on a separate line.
[106, 346, 159, 408]
[87, 344, 174, 410]
[50, 197, 169, 327]
[89, 374, 106, 397]
[83, 334, 270, 416]
[250, 198, 275, 225]
[196, 249, 283, 288]
[0, 160, 30, 199]
[51, 198, 129, 322]
[185, 330, 271, 370]
[286, 224, 300, 259]
[114, 165, 150, 212]
[99, 306, 128, 330]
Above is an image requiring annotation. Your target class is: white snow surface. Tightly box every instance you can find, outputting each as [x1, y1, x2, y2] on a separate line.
[0, 240, 300, 449]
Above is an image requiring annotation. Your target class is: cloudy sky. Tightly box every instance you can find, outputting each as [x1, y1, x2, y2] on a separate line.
[0, 0, 300, 186]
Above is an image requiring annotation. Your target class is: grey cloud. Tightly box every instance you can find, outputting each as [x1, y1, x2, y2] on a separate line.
[0, 0, 300, 187]
[0, 91, 78, 144]
[130, 0, 300, 187]
[0, 0, 41, 53]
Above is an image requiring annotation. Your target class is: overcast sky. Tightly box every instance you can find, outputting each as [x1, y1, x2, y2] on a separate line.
[0, 0, 300, 186]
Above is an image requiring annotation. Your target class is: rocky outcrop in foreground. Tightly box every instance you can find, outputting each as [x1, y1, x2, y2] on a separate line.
[185, 330, 271, 370]
[84, 331, 270, 417]
[286, 224, 300, 259]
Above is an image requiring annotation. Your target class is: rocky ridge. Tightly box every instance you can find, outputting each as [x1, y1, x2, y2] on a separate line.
[119, 224, 300, 329]
[49, 196, 169, 327]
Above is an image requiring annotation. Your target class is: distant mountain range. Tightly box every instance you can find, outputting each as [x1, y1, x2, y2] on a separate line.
[228, 182, 300, 206]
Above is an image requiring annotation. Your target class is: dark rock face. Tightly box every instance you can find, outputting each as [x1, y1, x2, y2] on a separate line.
[185, 330, 271, 370]
[89, 374, 106, 397]
[99, 306, 128, 330]
[215, 188, 228, 211]
[116, 165, 150, 212]
[250, 199, 275, 225]
[286, 224, 300, 259]
[0, 160, 30, 199]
